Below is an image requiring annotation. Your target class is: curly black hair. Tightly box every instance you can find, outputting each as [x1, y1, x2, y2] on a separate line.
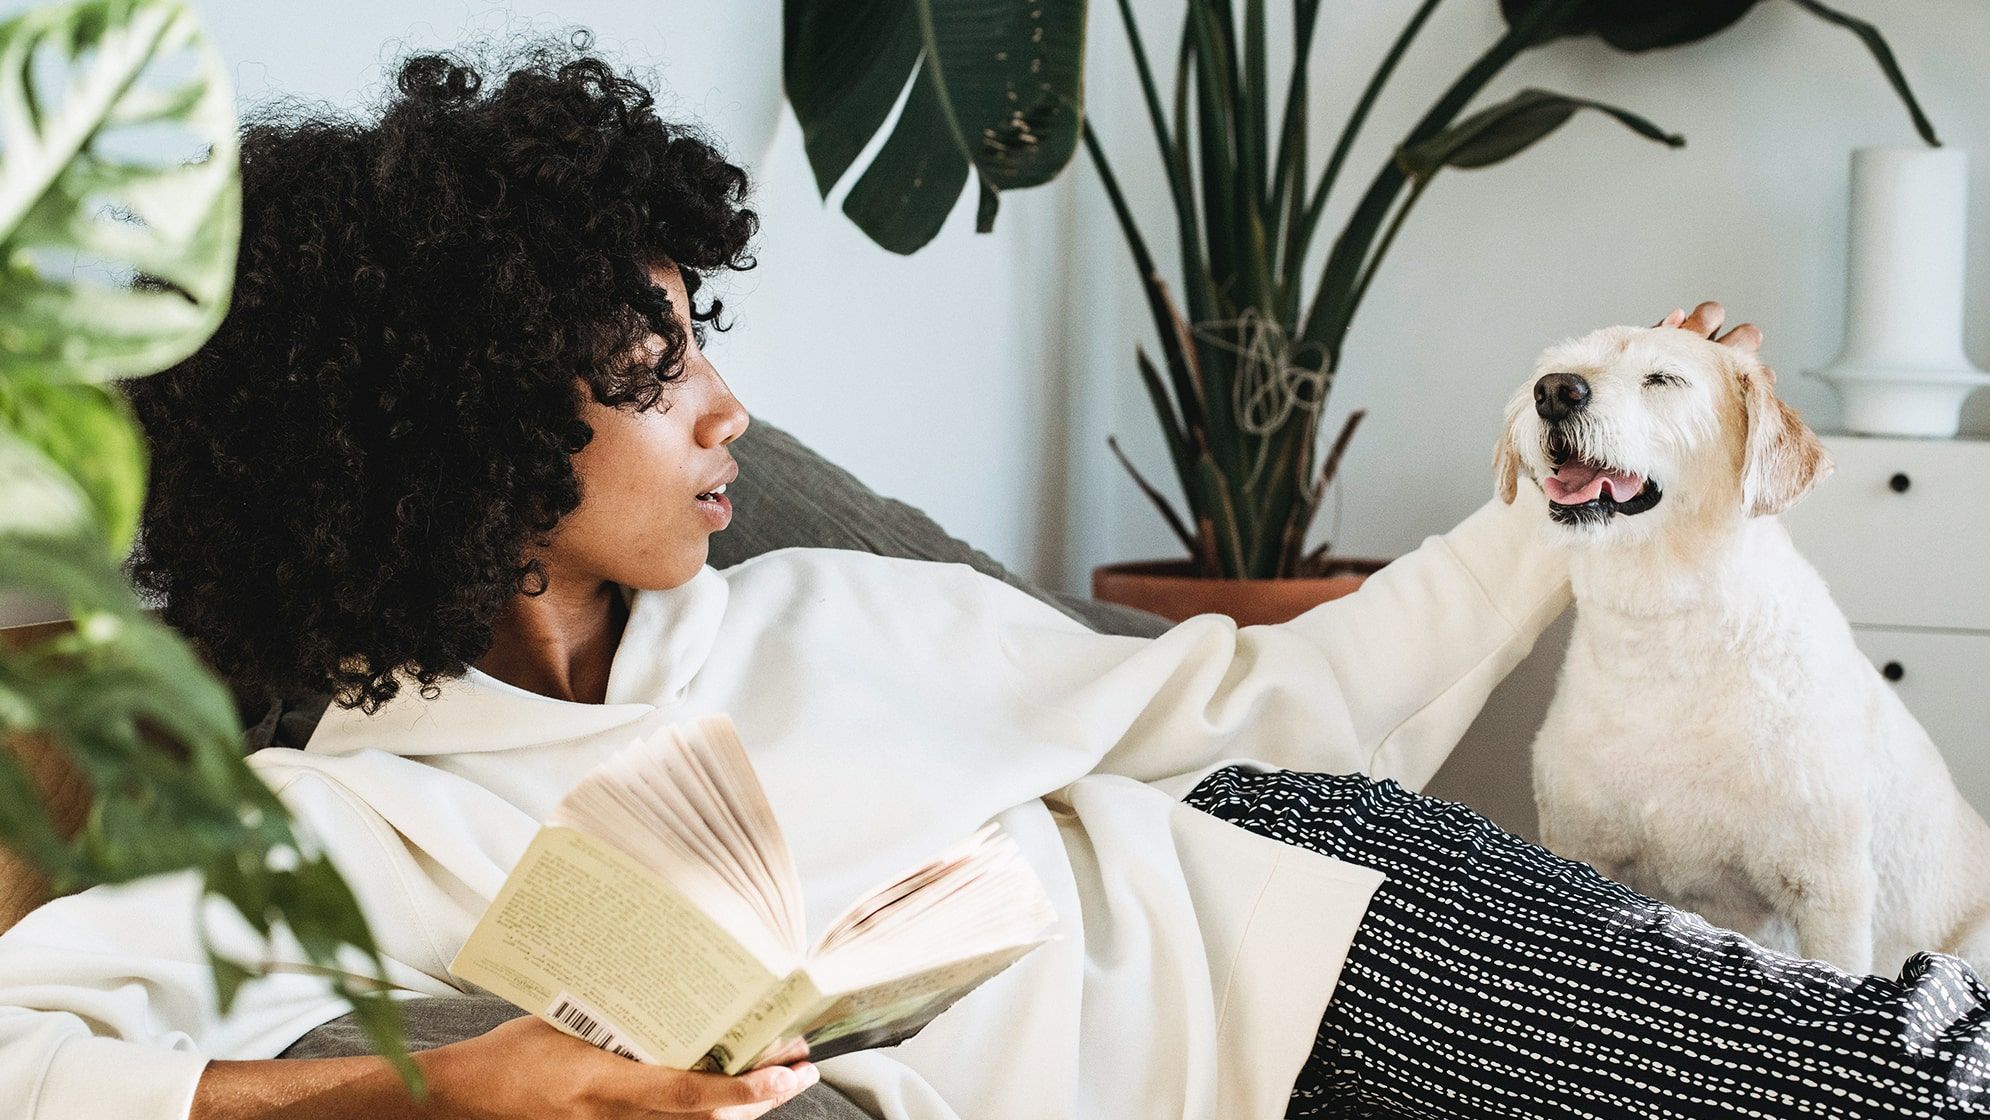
[119, 34, 757, 716]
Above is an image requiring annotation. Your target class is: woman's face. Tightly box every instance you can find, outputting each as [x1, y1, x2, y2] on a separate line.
[545, 263, 750, 591]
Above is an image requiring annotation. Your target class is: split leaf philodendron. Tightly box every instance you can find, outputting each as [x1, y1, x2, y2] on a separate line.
[782, 0, 1088, 255]
[0, 0, 413, 1088]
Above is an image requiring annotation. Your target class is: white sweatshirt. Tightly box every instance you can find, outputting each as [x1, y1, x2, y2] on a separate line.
[0, 493, 1567, 1120]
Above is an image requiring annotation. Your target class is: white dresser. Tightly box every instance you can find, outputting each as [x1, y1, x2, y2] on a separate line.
[1781, 434, 1990, 817]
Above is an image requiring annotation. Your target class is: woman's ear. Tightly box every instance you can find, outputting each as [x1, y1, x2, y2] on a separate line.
[1738, 360, 1831, 517]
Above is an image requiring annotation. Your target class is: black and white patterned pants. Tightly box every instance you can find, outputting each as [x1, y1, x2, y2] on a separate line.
[1180, 766, 1990, 1119]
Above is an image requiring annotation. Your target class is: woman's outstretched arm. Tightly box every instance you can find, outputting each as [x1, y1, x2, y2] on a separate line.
[950, 486, 1568, 797]
[970, 306, 1756, 795]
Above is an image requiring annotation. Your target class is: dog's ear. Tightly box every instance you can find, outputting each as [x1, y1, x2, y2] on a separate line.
[1738, 360, 1831, 517]
[1493, 410, 1521, 504]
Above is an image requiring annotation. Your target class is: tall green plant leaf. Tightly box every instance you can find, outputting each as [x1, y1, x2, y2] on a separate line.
[0, 0, 413, 1089]
[1499, 0, 1759, 49]
[0, 0, 240, 383]
[1788, 0, 1939, 146]
[0, 377, 146, 556]
[1500, 0, 1938, 144]
[784, 0, 1088, 253]
[1398, 87, 1682, 179]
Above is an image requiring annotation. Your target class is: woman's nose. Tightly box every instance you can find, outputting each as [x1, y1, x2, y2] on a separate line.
[697, 374, 749, 448]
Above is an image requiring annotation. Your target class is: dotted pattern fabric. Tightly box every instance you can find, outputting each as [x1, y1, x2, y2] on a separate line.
[1181, 767, 1990, 1119]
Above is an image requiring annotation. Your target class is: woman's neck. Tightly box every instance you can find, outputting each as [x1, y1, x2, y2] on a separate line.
[472, 576, 630, 704]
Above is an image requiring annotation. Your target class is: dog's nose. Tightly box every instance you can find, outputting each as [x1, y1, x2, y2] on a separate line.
[1534, 372, 1591, 422]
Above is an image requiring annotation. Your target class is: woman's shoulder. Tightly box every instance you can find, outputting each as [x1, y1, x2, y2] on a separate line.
[713, 546, 1088, 631]
[719, 545, 1018, 600]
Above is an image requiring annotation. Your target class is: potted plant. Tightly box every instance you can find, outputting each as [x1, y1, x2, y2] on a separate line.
[781, 0, 1936, 625]
[0, 0, 411, 1084]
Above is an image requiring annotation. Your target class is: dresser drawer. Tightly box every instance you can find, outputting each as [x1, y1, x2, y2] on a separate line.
[1848, 626, 1990, 819]
[1783, 436, 1990, 632]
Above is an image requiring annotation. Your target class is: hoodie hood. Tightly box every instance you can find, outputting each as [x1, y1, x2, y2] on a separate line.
[303, 566, 730, 757]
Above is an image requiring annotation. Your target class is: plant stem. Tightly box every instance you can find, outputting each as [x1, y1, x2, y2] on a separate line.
[1110, 0, 1208, 312]
[1344, 174, 1430, 321]
[1083, 123, 1207, 458]
[1269, 0, 1324, 282]
[1299, 0, 1582, 358]
[1283, 0, 1444, 319]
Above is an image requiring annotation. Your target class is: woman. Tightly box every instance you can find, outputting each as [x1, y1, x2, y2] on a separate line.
[2, 41, 1986, 1120]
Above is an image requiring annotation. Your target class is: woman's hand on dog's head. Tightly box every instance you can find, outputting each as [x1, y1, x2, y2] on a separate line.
[1656, 301, 1767, 378]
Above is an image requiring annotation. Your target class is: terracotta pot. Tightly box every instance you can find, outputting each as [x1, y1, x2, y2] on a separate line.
[1091, 557, 1390, 628]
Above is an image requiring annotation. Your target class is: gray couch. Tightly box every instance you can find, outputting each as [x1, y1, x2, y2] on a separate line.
[262, 419, 1171, 1117]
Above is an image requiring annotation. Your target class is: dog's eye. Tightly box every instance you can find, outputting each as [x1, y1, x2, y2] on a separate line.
[1643, 371, 1683, 388]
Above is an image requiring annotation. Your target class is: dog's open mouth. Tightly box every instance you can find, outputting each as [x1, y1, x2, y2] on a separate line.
[1543, 440, 1663, 523]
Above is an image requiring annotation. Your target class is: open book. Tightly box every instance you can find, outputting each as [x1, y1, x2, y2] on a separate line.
[448, 714, 1058, 1073]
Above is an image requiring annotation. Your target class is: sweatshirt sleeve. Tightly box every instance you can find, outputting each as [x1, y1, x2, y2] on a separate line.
[0, 872, 306, 1120]
[980, 492, 1569, 797]
[0, 772, 441, 1120]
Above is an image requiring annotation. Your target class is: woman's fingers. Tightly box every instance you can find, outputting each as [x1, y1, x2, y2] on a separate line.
[616, 1059, 816, 1116]
[1714, 323, 1763, 353]
[1679, 300, 1726, 337]
[1654, 302, 1765, 354]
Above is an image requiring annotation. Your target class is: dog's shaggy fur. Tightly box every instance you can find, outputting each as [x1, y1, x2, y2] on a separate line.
[1500, 324, 1990, 977]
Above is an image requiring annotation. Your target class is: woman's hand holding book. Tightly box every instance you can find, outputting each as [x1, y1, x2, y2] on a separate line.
[423, 1015, 820, 1119]
[191, 1014, 819, 1120]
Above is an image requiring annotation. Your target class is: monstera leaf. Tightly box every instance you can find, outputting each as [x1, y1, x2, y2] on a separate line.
[784, 0, 1088, 254]
[0, 0, 413, 1087]
[1500, 0, 1938, 144]
[0, 0, 241, 384]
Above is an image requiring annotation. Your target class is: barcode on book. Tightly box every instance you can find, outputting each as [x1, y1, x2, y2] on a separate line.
[546, 991, 650, 1063]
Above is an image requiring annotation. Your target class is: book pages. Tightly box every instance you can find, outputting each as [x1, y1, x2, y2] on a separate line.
[449, 826, 779, 1067]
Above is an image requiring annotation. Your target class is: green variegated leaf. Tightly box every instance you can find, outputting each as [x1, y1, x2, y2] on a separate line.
[0, 428, 93, 543]
[0, 0, 413, 1088]
[0, 0, 240, 383]
[0, 377, 146, 554]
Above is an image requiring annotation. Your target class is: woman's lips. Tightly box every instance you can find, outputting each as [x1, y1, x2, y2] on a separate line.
[694, 484, 732, 528]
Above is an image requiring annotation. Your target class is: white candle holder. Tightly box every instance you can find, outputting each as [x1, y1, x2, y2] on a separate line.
[1814, 146, 1990, 438]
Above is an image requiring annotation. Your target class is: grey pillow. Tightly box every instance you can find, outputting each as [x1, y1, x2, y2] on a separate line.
[260, 418, 1171, 1115]
[706, 420, 1171, 639]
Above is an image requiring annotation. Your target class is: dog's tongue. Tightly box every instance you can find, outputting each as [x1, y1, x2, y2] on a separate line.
[1544, 462, 1645, 505]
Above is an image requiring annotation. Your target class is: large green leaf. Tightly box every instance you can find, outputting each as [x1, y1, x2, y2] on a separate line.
[784, 0, 1088, 254]
[1500, 0, 1937, 145]
[0, 0, 414, 1089]
[0, 0, 240, 383]
[0, 511, 419, 1087]
[0, 377, 146, 555]
[1398, 87, 1682, 179]
[1499, 0, 1760, 50]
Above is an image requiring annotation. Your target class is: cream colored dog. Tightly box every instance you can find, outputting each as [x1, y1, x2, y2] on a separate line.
[1498, 322, 1990, 978]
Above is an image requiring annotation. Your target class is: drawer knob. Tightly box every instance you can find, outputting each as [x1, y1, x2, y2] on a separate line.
[1882, 660, 1905, 682]
[1889, 472, 1911, 493]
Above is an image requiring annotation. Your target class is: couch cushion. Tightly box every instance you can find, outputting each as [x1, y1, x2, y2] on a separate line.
[706, 420, 1170, 639]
